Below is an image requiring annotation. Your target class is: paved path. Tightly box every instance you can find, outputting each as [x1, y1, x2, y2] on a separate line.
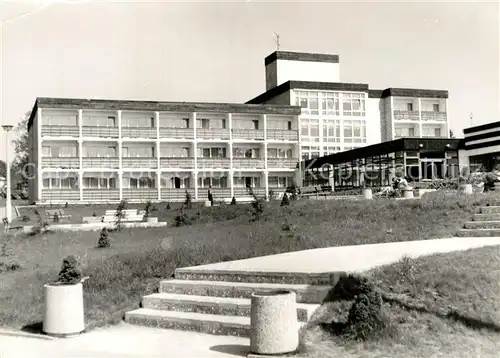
[181, 237, 500, 274]
[0, 323, 250, 358]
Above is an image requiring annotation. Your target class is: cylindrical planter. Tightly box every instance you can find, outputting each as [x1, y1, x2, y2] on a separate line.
[362, 188, 373, 200]
[403, 189, 414, 199]
[147, 217, 158, 224]
[250, 290, 299, 355]
[462, 184, 473, 195]
[204, 200, 212, 207]
[43, 283, 84, 337]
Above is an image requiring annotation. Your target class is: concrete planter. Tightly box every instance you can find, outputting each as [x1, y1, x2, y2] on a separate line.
[43, 282, 84, 337]
[403, 189, 414, 199]
[362, 188, 373, 200]
[147, 217, 158, 224]
[250, 290, 299, 355]
[462, 184, 473, 195]
[204, 200, 212, 207]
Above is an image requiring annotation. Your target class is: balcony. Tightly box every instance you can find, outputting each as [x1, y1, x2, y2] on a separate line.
[421, 111, 447, 121]
[160, 157, 195, 169]
[122, 157, 158, 169]
[267, 129, 298, 141]
[267, 158, 298, 169]
[232, 129, 265, 140]
[82, 126, 119, 138]
[41, 157, 79, 169]
[121, 127, 157, 139]
[232, 158, 265, 169]
[42, 189, 80, 201]
[160, 188, 194, 201]
[197, 129, 230, 140]
[122, 188, 157, 201]
[41, 125, 79, 137]
[82, 157, 120, 169]
[159, 128, 194, 139]
[83, 189, 120, 201]
[197, 158, 231, 169]
[393, 111, 419, 121]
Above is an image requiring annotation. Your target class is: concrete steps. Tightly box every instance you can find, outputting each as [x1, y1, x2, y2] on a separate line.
[478, 206, 500, 214]
[464, 221, 500, 229]
[456, 206, 500, 236]
[472, 213, 500, 221]
[141, 293, 318, 322]
[125, 275, 328, 337]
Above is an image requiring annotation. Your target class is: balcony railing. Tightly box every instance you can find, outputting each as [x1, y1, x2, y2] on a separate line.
[82, 157, 120, 169]
[41, 157, 79, 169]
[42, 189, 80, 201]
[393, 111, 419, 121]
[266, 129, 298, 141]
[41, 125, 79, 137]
[197, 129, 231, 140]
[122, 157, 158, 168]
[421, 111, 447, 121]
[82, 126, 119, 138]
[122, 188, 158, 200]
[232, 129, 265, 140]
[197, 158, 231, 169]
[159, 128, 194, 139]
[160, 188, 194, 201]
[267, 158, 298, 169]
[121, 127, 157, 139]
[232, 158, 265, 169]
[160, 157, 195, 169]
[198, 188, 231, 199]
[83, 189, 120, 201]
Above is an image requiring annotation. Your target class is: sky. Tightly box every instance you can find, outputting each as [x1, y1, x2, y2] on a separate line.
[0, 0, 499, 162]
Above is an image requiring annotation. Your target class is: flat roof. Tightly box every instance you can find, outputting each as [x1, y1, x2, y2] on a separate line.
[28, 97, 301, 130]
[264, 51, 339, 66]
[463, 121, 500, 135]
[247, 81, 449, 104]
[301, 138, 464, 169]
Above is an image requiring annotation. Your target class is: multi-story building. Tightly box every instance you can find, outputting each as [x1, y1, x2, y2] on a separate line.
[247, 51, 450, 160]
[27, 98, 300, 203]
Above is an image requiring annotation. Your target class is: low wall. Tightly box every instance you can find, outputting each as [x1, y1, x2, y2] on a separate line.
[22, 221, 167, 233]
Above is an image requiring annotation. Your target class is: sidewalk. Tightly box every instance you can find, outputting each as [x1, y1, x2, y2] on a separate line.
[0, 323, 250, 358]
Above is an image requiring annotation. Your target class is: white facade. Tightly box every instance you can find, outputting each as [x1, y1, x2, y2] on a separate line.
[266, 60, 340, 90]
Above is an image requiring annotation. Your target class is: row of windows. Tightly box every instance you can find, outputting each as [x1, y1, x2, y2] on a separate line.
[301, 119, 367, 143]
[394, 127, 442, 138]
[42, 146, 294, 159]
[295, 91, 366, 116]
[393, 102, 442, 112]
[42, 176, 292, 189]
[42, 115, 293, 130]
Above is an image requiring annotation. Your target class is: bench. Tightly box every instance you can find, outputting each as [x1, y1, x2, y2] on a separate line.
[46, 209, 72, 221]
[297, 186, 332, 198]
[223, 197, 255, 204]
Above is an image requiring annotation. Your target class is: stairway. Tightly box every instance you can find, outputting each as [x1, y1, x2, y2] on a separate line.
[457, 205, 500, 237]
[124, 269, 336, 337]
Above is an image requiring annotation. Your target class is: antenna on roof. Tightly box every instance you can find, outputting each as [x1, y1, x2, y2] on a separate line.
[469, 112, 473, 126]
[273, 32, 280, 51]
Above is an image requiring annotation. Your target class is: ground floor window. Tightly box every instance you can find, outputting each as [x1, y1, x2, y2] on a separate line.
[161, 176, 190, 189]
[42, 173, 78, 189]
[197, 177, 228, 188]
[268, 177, 291, 188]
[122, 176, 156, 189]
[233, 177, 260, 188]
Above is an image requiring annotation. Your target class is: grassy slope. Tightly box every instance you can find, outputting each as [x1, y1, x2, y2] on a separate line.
[0, 192, 496, 331]
[300, 246, 500, 358]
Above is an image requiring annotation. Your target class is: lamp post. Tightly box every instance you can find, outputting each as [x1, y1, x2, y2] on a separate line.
[2, 124, 14, 223]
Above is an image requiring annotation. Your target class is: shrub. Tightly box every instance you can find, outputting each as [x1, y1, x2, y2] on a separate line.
[21, 215, 30, 222]
[166, 203, 171, 210]
[30, 210, 49, 236]
[0, 261, 21, 273]
[280, 192, 290, 206]
[184, 190, 192, 209]
[144, 200, 154, 220]
[64, 202, 69, 208]
[115, 200, 128, 231]
[92, 212, 97, 217]
[174, 209, 191, 227]
[343, 290, 391, 341]
[53, 213, 60, 223]
[248, 191, 264, 222]
[230, 196, 237, 205]
[324, 274, 374, 302]
[98, 228, 110, 248]
[58, 255, 82, 284]
[268, 189, 276, 201]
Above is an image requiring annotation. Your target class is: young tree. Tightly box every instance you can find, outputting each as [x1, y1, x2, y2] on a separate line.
[11, 112, 31, 190]
[184, 190, 192, 209]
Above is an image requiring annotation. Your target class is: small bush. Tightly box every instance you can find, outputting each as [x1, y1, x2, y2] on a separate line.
[166, 203, 171, 210]
[230, 196, 237, 205]
[115, 200, 128, 231]
[174, 210, 191, 227]
[281, 192, 290, 206]
[144, 200, 155, 220]
[97, 228, 110, 248]
[248, 191, 264, 222]
[21, 215, 30, 222]
[184, 190, 192, 209]
[64, 202, 69, 208]
[92, 212, 97, 217]
[343, 290, 392, 341]
[58, 255, 82, 284]
[268, 189, 276, 201]
[53, 213, 60, 223]
[0, 261, 21, 273]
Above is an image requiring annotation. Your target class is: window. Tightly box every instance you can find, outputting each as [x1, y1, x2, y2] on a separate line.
[407, 103, 413, 111]
[59, 146, 77, 157]
[435, 128, 441, 137]
[321, 92, 341, 116]
[161, 147, 190, 157]
[197, 118, 210, 129]
[341, 93, 366, 116]
[198, 176, 228, 188]
[252, 120, 259, 130]
[160, 176, 190, 188]
[288, 121, 292, 130]
[323, 146, 341, 156]
[139, 177, 155, 189]
[344, 121, 353, 138]
[200, 147, 226, 158]
[268, 177, 289, 188]
[42, 146, 51, 157]
[395, 127, 415, 138]
[233, 177, 260, 188]
[295, 91, 320, 115]
[300, 118, 320, 142]
[433, 104, 440, 112]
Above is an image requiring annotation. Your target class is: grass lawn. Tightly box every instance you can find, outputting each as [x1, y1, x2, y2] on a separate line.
[0, 192, 497, 336]
[299, 245, 500, 357]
